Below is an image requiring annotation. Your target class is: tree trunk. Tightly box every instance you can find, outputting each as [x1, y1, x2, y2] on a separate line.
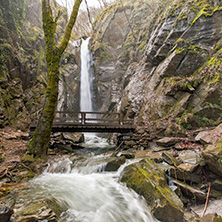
[28, 0, 82, 158]
[28, 60, 60, 158]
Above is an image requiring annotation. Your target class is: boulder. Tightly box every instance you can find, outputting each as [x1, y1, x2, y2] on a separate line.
[0, 206, 13, 222]
[200, 213, 222, 222]
[121, 159, 184, 222]
[202, 140, 222, 177]
[169, 163, 201, 184]
[14, 197, 66, 222]
[116, 151, 135, 159]
[172, 179, 206, 202]
[62, 132, 84, 144]
[195, 124, 222, 145]
[156, 137, 180, 147]
[104, 156, 126, 171]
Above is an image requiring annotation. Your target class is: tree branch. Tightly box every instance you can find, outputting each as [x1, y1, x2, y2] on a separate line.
[53, 10, 61, 34]
[58, 0, 82, 55]
[84, 0, 92, 26]
[42, 0, 55, 64]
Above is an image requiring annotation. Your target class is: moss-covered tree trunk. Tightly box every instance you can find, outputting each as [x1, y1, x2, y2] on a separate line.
[28, 0, 82, 158]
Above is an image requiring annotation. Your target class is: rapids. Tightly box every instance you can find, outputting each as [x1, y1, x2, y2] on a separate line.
[28, 153, 158, 222]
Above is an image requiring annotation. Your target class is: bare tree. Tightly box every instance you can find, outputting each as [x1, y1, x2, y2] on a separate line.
[28, 0, 82, 158]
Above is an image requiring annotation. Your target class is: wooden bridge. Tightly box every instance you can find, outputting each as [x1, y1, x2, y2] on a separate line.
[29, 111, 135, 136]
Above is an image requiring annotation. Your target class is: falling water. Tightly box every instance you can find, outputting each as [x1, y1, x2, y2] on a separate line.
[80, 38, 93, 112]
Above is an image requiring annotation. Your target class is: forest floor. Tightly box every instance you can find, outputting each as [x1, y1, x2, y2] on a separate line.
[0, 127, 29, 198]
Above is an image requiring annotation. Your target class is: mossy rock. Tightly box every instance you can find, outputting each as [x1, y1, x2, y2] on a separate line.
[104, 156, 126, 171]
[202, 139, 222, 177]
[121, 158, 184, 222]
[14, 201, 58, 221]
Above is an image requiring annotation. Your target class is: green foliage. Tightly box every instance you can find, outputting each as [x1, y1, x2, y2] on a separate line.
[0, 152, 5, 162]
[218, 158, 222, 163]
[0, 43, 12, 80]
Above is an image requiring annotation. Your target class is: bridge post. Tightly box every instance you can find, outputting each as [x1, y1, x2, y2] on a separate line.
[119, 113, 123, 125]
[81, 112, 86, 124]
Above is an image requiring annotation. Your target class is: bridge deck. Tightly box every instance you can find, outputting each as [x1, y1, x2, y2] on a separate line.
[29, 111, 135, 136]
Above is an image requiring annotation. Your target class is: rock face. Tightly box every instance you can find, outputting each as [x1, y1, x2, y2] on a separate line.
[91, 0, 222, 136]
[0, 0, 79, 129]
[121, 159, 184, 222]
[0, 0, 46, 129]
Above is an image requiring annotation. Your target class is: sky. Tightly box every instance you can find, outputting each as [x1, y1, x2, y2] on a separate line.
[56, 0, 114, 10]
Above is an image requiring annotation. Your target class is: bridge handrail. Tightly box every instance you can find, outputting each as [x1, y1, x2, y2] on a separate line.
[55, 111, 120, 115]
[54, 111, 133, 126]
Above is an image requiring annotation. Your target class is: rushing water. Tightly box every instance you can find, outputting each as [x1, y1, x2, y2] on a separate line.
[28, 154, 158, 222]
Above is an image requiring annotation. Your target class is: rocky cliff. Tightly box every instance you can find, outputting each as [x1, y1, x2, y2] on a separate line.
[0, 0, 79, 129]
[91, 0, 222, 137]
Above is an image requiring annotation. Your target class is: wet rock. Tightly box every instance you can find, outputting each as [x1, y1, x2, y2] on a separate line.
[191, 199, 222, 218]
[212, 179, 222, 191]
[52, 143, 73, 153]
[152, 145, 171, 152]
[195, 124, 222, 145]
[116, 151, 135, 159]
[162, 152, 181, 166]
[121, 159, 184, 222]
[70, 144, 85, 150]
[16, 215, 39, 222]
[169, 163, 201, 184]
[104, 156, 126, 171]
[149, 153, 163, 163]
[14, 200, 61, 222]
[62, 132, 84, 144]
[202, 140, 222, 177]
[0, 206, 13, 222]
[172, 179, 206, 202]
[156, 137, 180, 147]
[199, 213, 222, 222]
[183, 211, 199, 222]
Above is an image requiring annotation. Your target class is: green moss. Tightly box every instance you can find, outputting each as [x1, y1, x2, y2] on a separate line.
[121, 158, 184, 216]
[191, 4, 222, 26]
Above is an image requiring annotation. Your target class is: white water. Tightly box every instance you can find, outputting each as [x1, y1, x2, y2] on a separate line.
[80, 38, 93, 112]
[30, 156, 158, 222]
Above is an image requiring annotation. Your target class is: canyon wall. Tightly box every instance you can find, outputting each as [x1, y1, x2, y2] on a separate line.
[0, 0, 79, 129]
[91, 0, 222, 137]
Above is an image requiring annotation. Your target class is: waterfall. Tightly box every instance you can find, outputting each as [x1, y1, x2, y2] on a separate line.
[80, 38, 93, 112]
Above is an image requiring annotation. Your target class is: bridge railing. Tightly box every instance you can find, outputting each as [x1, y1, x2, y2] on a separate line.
[54, 111, 133, 126]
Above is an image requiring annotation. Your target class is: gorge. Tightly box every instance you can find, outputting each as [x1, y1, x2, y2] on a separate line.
[1, 0, 222, 222]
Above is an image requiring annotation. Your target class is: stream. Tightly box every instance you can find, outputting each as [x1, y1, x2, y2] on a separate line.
[14, 139, 158, 222]
[34, 155, 157, 221]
